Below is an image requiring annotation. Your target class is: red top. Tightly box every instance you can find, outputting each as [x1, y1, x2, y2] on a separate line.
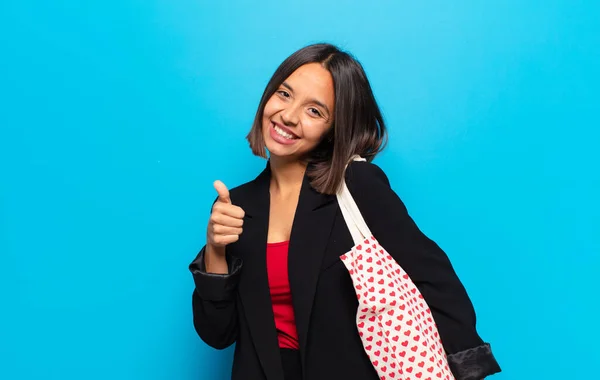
[266, 241, 300, 349]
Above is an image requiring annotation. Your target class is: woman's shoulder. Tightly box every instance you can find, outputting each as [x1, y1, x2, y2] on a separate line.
[343, 160, 409, 220]
[345, 160, 391, 189]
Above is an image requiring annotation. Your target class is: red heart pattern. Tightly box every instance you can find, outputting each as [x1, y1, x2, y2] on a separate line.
[340, 236, 454, 380]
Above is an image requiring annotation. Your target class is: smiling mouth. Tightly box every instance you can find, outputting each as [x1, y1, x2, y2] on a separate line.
[272, 122, 299, 140]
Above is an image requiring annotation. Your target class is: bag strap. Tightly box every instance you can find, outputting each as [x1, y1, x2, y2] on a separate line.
[336, 156, 373, 245]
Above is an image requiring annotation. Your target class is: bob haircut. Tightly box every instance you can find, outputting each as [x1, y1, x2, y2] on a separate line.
[246, 43, 387, 195]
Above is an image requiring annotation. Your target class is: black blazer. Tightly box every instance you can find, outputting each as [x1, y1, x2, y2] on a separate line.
[189, 161, 501, 380]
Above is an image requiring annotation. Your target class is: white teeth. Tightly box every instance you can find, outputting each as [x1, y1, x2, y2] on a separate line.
[274, 125, 295, 139]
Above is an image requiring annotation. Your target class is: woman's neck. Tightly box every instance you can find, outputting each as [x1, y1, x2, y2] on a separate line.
[269, 156, 307, 196]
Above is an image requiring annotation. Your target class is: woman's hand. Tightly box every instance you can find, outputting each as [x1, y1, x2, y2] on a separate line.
[204, 181, 245, 273]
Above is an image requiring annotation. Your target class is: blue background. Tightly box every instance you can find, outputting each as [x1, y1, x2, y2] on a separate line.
[1, 1, 599, 379]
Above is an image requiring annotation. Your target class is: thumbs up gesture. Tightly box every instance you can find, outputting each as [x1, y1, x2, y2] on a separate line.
[207, 180, 245, 248]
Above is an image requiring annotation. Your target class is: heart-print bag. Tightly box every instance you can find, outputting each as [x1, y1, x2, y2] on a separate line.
[337, 157, 455, 380]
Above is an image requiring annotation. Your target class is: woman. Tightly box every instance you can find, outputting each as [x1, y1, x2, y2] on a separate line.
[189, 43, 501, 380]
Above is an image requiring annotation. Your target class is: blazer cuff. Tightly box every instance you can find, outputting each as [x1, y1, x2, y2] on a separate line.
[189, 248, 243, 302]
[447, 343, 501, 380]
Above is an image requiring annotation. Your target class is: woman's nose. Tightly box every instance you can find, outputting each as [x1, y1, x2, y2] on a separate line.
[280, 104, 300, 126]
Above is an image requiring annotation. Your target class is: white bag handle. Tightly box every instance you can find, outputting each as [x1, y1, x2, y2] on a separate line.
[336, 156, 374, 245]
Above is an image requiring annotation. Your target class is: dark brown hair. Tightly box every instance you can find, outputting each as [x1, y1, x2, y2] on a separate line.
[246, 43, 387, 194]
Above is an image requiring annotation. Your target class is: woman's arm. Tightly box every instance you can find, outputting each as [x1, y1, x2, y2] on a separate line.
[345, 161, 501, 379]
[190, 183, 245, 350]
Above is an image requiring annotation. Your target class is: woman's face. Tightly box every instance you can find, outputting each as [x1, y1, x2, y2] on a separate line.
[262, 63, 335, 161]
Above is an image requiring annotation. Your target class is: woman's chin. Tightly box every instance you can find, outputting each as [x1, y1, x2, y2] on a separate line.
[266, 148, 304, 163]
[265, 141, 294, 157]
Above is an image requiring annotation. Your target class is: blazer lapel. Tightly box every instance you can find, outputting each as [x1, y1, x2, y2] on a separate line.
[287, 171, 338, 370]
[237, 165, 285, 380]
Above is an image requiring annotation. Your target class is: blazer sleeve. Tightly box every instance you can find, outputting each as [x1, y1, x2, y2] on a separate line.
[345, 161, 501, 380]
[189, 246, 242, 349]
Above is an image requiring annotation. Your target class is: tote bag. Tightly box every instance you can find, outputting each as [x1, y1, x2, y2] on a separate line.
[337, 157, 455, 380]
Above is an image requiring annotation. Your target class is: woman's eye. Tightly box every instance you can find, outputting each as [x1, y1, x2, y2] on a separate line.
[309, 108, 322, 117]
[277, 90, 290, 98]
